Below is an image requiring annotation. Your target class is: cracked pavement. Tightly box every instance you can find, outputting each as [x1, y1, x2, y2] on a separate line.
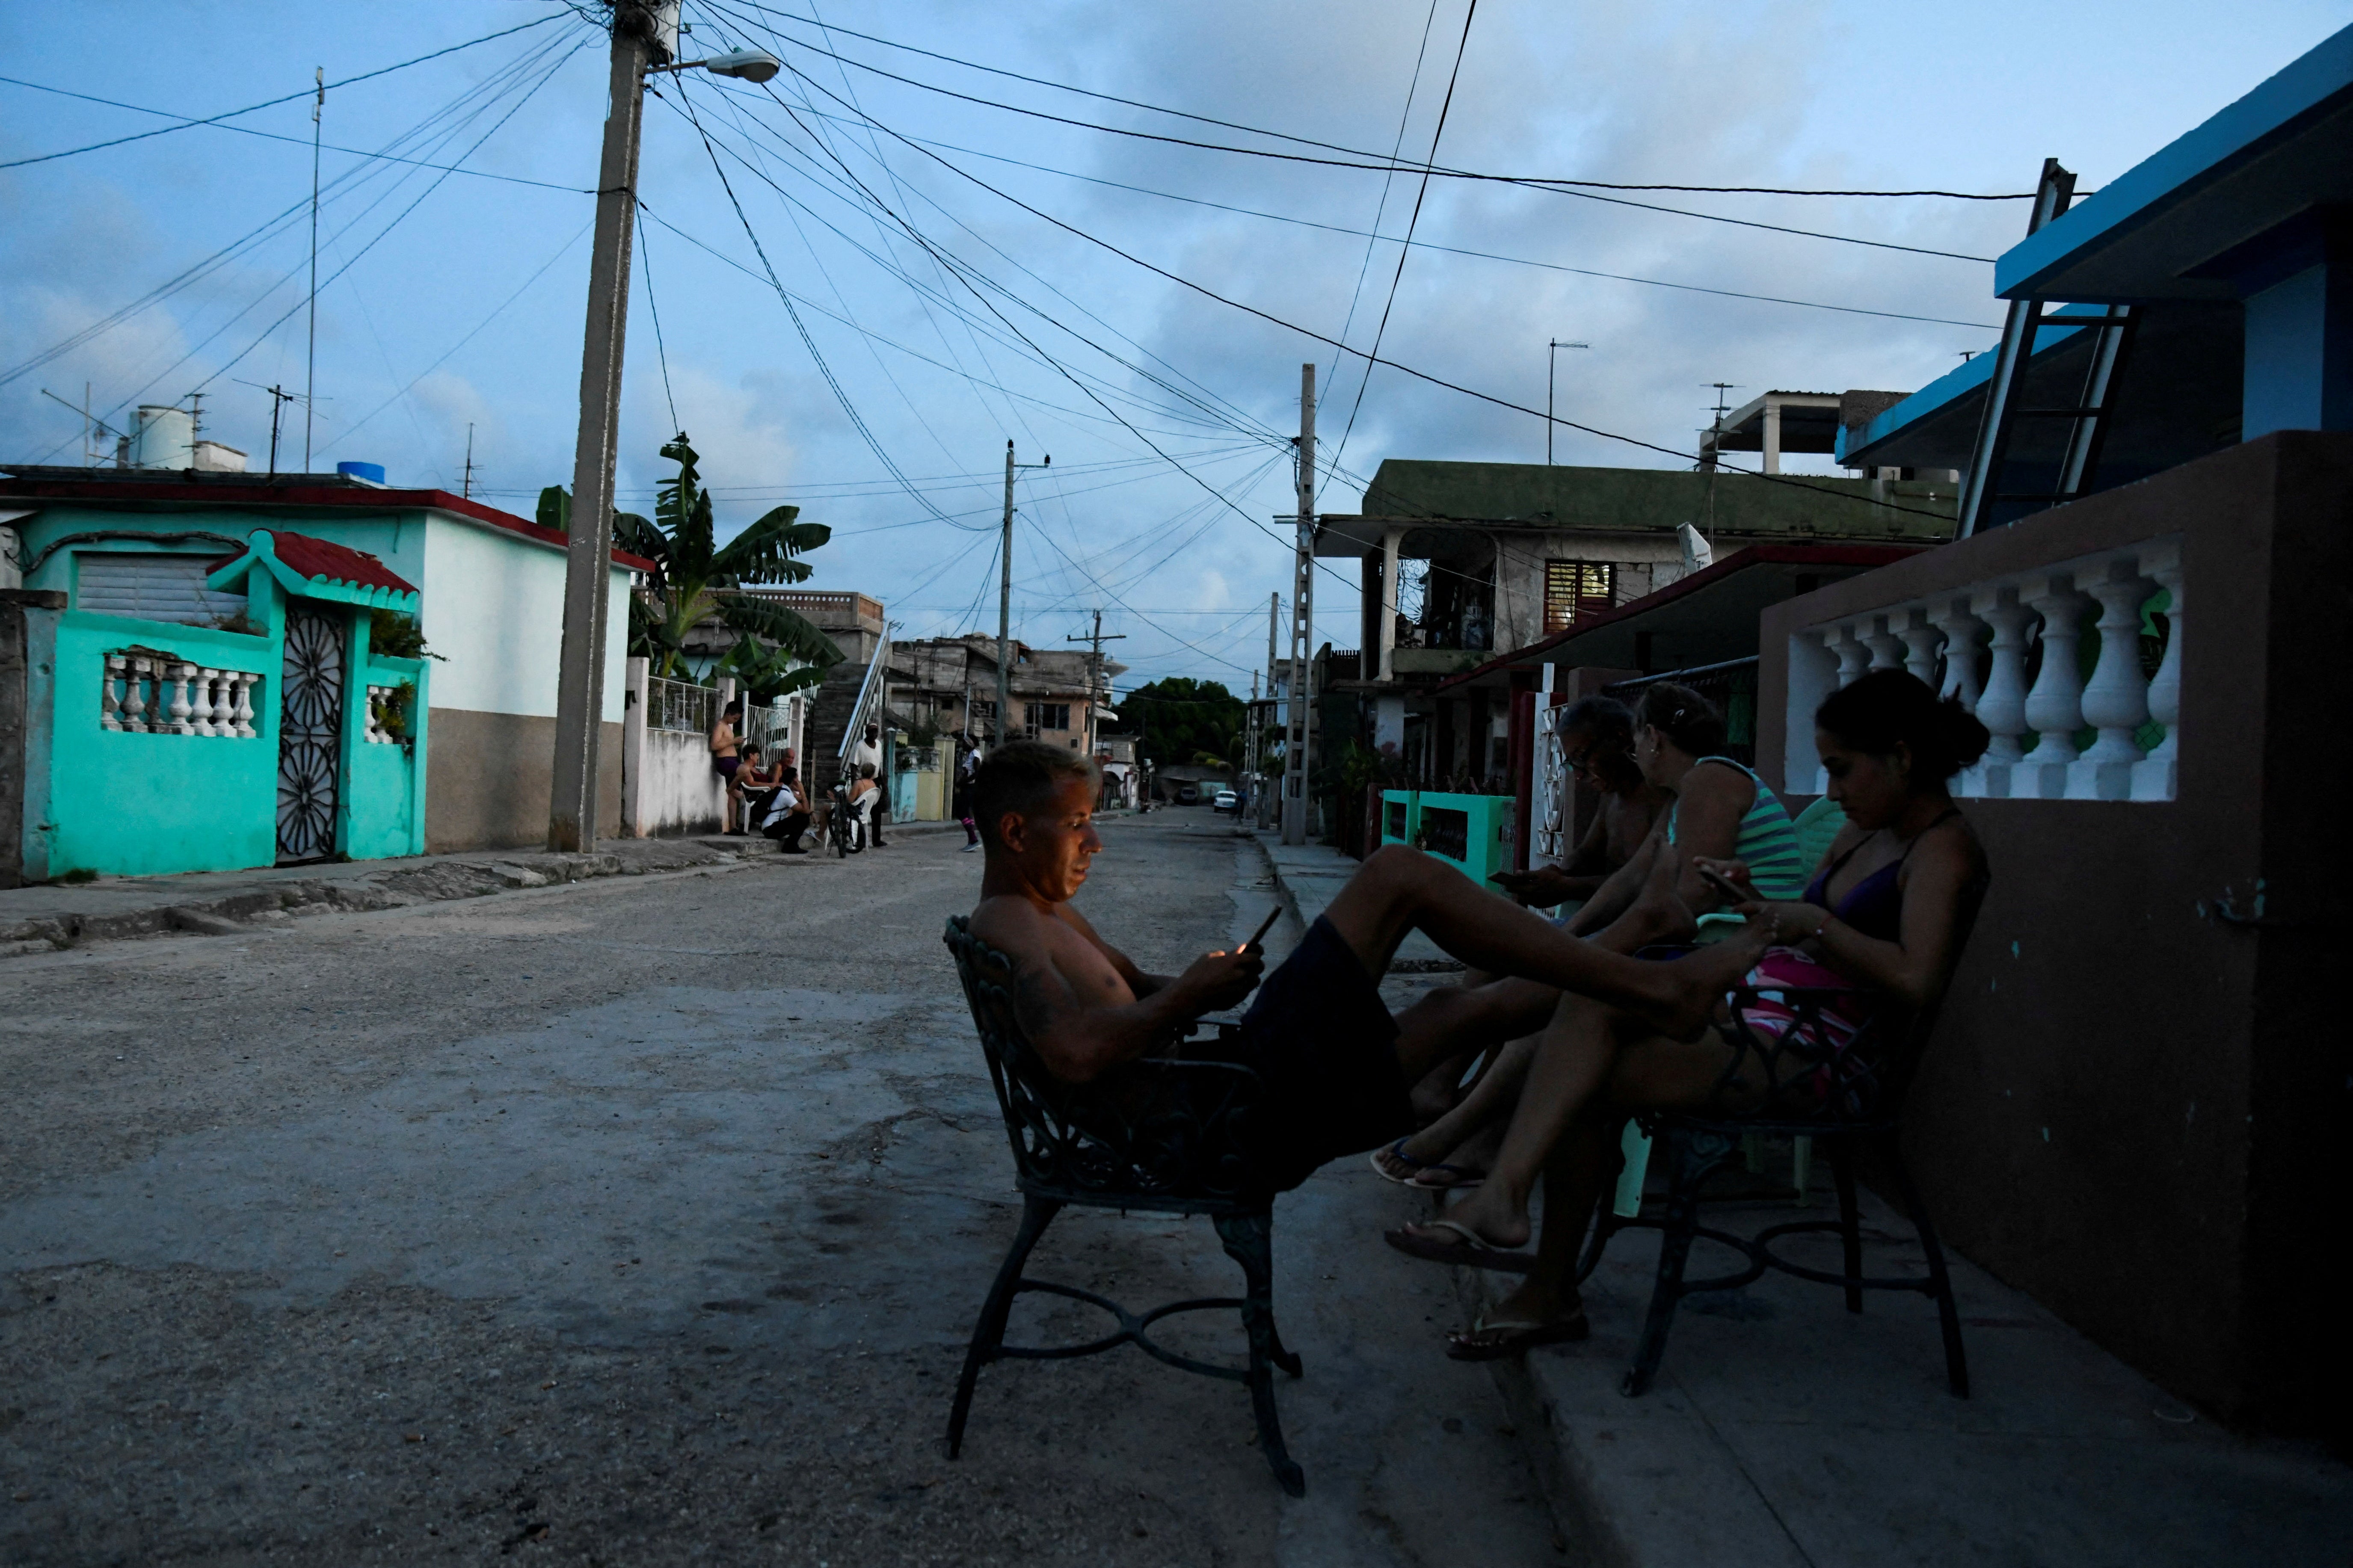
[0, 812, 1558, 1565]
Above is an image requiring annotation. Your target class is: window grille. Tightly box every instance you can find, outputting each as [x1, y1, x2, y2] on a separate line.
[1543, 561, 1616, 636]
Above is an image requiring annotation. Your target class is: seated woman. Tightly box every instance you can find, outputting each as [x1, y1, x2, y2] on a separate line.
[1390, 670, 1991, 1358]
[1375, 683, 1804, 1188]
[732, 746, 783, 836]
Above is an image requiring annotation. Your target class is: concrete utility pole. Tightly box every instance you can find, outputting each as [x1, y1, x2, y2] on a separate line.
[996, 440, 1049, 751]
[1546, 338, 1588, 465]
[1282, 364, 1316, 846]
[305, 67, 323, 471]
[1261, 590, 1278, 828]
[1065, 609, 1123, 761]
[548, 2, 671, 851]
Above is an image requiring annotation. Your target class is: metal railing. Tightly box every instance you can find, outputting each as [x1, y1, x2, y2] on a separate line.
[647, 675, 716, 736]
[1604, 657, 1760, 767]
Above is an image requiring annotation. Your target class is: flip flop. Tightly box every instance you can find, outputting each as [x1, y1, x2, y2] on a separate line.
[1445, 1310, 1591, 1362]
[1382, 1219, 1537, 1274]
[1369, 1138, 1430, 1185]
[1406, 1161, 1486, 1192]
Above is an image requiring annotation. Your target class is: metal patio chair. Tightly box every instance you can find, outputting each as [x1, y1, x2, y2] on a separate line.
[941, 915, 1307, 1496]
[1578, 982, 1971, 1400]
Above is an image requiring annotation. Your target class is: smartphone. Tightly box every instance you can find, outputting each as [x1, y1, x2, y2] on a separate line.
[1242, 905, 1283, 952]
[1695, 864, 1754, 906]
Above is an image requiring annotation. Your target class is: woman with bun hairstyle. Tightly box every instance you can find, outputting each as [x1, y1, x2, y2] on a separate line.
[1390, 669, 1991, 1358]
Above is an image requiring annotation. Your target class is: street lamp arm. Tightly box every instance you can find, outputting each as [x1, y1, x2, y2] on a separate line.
[648, 49, 781, 83]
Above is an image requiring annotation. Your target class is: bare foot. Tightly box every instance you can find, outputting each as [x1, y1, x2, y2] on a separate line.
[1410, 1120, 1501, 1189]
[1421, 1186, 1531, 1251]
[1637, 917, 1776, 1040]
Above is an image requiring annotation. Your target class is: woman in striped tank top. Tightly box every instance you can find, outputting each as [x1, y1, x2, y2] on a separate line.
[1376, 684, 1802, 1188]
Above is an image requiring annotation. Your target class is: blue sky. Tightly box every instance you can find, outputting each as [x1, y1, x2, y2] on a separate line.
[3, 1, 2345, 689]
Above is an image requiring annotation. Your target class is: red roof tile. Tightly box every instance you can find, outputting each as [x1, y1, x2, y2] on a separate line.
[264, 530, 416, 594]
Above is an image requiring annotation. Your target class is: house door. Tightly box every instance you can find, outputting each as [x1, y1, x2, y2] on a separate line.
[276, 604, 345, 864]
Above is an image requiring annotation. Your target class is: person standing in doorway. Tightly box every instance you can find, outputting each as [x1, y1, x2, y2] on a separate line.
[854, 723, 889, 846]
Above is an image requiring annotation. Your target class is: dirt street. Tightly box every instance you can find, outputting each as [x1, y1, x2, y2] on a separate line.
[0, 812, 1557, 1566]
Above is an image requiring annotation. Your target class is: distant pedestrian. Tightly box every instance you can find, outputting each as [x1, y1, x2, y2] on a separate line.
[954, 733, 981, 851]
[757, 766, 812, 854]
[856, 723, 889, 846]
[711, 700, 744, 831]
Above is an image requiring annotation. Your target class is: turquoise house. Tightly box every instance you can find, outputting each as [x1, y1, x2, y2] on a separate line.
[1, 468, 644, 881]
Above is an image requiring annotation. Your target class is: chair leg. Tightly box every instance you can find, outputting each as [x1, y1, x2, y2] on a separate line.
[1889, 1145, 1971, 1398]
[1828, 1137, 1864, 1314]
[1791, 1133, 1813, 1208]
[947, 1193, 1061, 1459]
[1214, 1209, 1306, 1497]
[1621, 1127, 1733, 1398]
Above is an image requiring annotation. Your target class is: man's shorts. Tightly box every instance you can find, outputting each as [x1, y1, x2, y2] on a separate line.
[1230, 915, 1414, 1191]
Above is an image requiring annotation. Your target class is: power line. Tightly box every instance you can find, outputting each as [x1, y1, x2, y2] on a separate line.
[0, 15, 575, 171]
[719, 4, 2040, 201]
[1329, 0, 1476, 487]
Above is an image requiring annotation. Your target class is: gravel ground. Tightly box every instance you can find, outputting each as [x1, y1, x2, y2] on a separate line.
[0, 813, 1559, 1566]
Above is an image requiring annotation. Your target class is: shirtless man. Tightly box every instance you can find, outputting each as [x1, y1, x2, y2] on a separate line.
[1488, 696, 1665, 910]
[964, 742, 1772, 1192]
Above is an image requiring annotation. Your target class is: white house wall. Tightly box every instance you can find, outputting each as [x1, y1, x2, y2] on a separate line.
[418, 514, 630, 724]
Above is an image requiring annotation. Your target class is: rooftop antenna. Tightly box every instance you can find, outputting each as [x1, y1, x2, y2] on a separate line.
[234, 379, 304, 476]
[304, 64, 324, 471]
[39, 387, 125, 467]
[1702, 383, 1739, 540]
[462, 422, 477, 499]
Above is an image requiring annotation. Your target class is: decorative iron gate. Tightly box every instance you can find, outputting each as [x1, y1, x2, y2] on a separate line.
[1532, 699, 1570, 865]
[276, 604, 345, 863]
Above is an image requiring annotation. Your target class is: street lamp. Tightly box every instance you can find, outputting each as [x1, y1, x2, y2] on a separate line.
[1547, 338, 1589, 465]
[546, 5, 782, 851]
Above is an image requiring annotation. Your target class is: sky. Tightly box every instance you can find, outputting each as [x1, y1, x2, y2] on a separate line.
[3, 0, 2346, 692]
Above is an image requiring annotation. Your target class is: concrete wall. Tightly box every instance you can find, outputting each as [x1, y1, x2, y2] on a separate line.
[418, 514, 629, 724]
[426, 710, 621, 852]
[627, 727, 726, 837]
[1757, 432, 2352, 1439]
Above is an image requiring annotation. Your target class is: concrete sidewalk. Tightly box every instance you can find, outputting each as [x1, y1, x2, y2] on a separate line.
[1252, 834, 2350, 1566]
[1253, 828, 1455, 970]
[0, 819, 965, 959]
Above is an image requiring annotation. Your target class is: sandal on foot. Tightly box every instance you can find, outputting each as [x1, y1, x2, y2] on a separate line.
[1445, 1310, 1590, 1362]
[1382, 1219, 1536, 1274]
[1369, 1138, 1431, 1185]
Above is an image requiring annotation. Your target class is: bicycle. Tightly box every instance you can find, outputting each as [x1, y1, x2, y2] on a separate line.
[826, 783, 868, 857]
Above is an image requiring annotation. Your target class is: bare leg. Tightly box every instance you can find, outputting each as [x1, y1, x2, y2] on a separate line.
[1391, 1035, 1538, 1169]
[1408, 1049, 1478, 1125]
[1327, 848, 1766, 1072]
[1466, 1111, 1622, 1338]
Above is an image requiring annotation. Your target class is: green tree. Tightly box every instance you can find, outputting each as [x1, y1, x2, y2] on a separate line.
[542, 433, 843, 683]
[1120, 677, 1245, 769]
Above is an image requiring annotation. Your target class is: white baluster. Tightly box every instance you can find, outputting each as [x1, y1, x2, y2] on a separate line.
[2069, 558, 2155, 800]
[1896, 608, 1943, 689]
[1864, 615, 1905, 674]
[1971, 587, 2035, 798]
[1929, 597, 1987, 711]
[1831, 623, 1871, 690]
[122, 658, 150, 732]
[210, 672, 233, 736]
[2132, 543, 2183, 802]
[102, 655, 124, 731]
[2019, 575, 2088, 799]
[232, 674, 256, 738]
[167, 664, 196, 735]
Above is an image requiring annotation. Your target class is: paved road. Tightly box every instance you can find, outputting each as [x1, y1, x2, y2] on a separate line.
[0, 813, 1559, 1566]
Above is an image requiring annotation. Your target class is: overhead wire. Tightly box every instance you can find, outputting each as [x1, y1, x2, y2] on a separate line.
[0, 14, 573, 171]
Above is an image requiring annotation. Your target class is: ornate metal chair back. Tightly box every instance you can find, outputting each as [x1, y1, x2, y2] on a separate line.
[942, 915, 1261, 1207]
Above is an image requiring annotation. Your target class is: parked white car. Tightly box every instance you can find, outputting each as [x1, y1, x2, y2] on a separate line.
[1212, 788, 1239, 814]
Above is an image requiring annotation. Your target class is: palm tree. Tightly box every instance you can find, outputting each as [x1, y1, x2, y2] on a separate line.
[545, 432, 844, 684]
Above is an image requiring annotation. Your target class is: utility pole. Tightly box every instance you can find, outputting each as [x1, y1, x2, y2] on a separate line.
[1065, 609, 1124, 762]
[1547, 339, 1588, 464]
[548, 1, 673, 851]
[996, 440, 1049, 752]
[1262, 589, 1278, 828]
[1282, 363, 1316, 846]
[462, 422, 477, 499]
[304, 66, 323, 471]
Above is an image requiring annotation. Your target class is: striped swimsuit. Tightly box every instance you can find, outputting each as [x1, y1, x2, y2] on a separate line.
[1665, 757, 1807, 900]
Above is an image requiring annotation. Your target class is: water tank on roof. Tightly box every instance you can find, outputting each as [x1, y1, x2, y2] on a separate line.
[337, 461, 387, 487]
[191, 440, 247, 473]
[128, 404, 194, 469]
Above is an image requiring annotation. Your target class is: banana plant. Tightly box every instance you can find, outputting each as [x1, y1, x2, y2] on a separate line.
[543, 433, 842, 681]
[714, 633, 827, 704]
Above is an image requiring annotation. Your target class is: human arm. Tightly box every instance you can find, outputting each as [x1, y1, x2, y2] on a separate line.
[1007, 907, 1265, 1082]
[1740, 827, 1983, 1010]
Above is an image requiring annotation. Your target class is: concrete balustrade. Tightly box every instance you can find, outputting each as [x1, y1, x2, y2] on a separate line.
[99, 651, 260, 740]
[1789, 535, 2179, 802]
